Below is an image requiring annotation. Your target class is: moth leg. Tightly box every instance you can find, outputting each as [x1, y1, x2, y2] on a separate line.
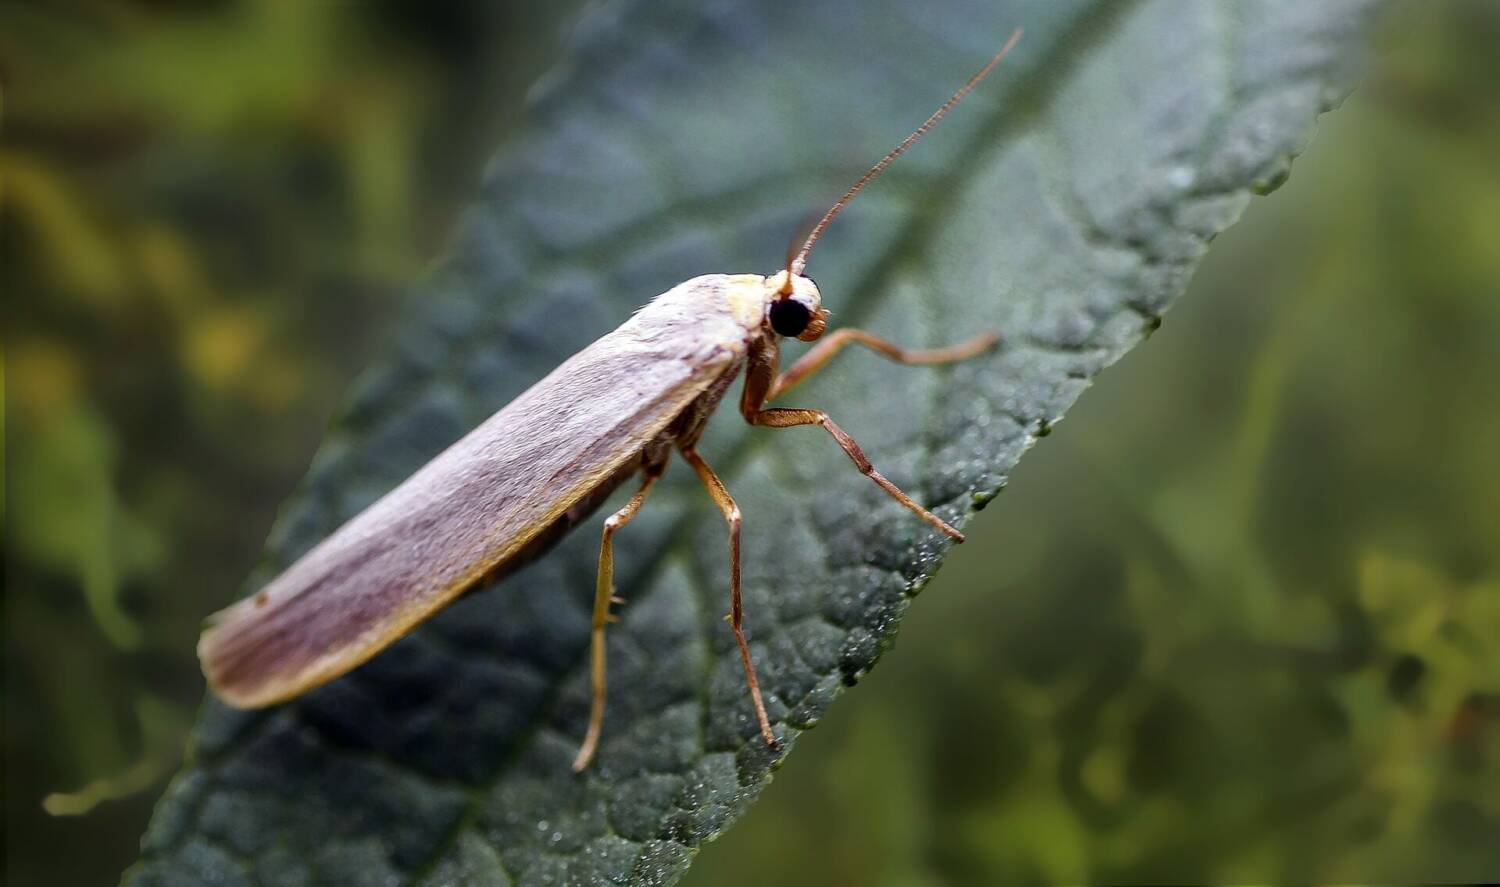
[680, 446, 777, 750]
[572, 469, 662, 773]
[747, 407, 965, 542]
[768, 328, 998, 401]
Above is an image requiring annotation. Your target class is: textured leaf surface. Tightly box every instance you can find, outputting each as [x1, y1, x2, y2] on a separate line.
[129, 1, 1380, 884]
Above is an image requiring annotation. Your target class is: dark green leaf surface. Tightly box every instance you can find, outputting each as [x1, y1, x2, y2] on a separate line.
[128, 1, 1381, 883]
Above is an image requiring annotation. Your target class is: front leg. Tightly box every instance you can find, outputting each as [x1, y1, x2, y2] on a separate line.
[768, 328, 998, 401]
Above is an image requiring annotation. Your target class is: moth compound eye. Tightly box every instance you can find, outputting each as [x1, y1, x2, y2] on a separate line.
[769, 298, 812, 338]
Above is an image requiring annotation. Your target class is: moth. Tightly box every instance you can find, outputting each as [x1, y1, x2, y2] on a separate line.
[200, 29, 1023, 771]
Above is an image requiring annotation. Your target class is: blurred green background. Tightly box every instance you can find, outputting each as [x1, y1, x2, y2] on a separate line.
[5, 1, 1498, 885]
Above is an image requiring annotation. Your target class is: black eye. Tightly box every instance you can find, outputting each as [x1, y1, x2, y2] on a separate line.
[769, 298, 811, 338]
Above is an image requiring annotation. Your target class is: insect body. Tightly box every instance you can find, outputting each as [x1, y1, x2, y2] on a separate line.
[200, 29, 1022, 771]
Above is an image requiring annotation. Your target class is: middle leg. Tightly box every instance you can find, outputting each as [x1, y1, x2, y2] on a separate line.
[747, 407, 964, 541]
[680, 445, 777, 749]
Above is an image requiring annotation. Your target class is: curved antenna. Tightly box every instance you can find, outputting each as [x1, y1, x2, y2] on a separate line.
[787, 27, 1023, 278]
[783, 205, 825, 276]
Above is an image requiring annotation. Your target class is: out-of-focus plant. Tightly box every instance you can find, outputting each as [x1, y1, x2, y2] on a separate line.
[690, 3, 1500, 883]
[3, 3, 579, 883]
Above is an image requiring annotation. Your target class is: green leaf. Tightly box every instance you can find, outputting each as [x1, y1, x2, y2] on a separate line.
[128, 1, 1382, 883]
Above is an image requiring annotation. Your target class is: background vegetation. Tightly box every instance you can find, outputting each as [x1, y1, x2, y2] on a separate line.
[5, 1, 1497, 884]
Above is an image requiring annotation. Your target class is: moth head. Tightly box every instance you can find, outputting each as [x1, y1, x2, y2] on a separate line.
[764, 271, 827, 342]
[762, 30, 1020, 348]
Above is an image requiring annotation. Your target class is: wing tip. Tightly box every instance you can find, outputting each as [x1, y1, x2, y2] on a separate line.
[197, 599, 300, 710]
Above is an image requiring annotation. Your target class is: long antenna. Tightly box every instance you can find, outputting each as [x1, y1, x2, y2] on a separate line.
[787, 27, 1023, 279]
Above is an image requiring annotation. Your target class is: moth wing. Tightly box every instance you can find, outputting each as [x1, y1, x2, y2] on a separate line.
[200, 311, 743, 707]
